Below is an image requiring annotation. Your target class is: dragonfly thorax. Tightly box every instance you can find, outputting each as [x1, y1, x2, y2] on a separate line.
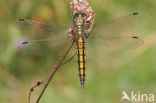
[74, 13, 86, 37]
[76, 14, 84, 26]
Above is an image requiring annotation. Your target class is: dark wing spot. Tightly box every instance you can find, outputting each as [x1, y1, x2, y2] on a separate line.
[132, 36, 139, 39]
[132, 12, 139, 15]
[18, 19, 25, 22]
[22, 41, 29, 45]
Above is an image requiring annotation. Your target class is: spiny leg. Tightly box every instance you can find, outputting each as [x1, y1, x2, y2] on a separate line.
[61, 52, 76, 66]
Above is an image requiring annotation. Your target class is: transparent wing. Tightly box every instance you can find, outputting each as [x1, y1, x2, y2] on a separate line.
[13, 19, 73, 58]
[15, 19, 71, 36]
[92, 12, 144, 36]
[87, 12, 144, 54]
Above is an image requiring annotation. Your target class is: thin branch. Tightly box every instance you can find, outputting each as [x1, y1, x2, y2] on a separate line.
[56, 36, 70, 62]
[61, 52, 76, 66]
[36, 40, 75, 103]
[28, 81, 43, 103]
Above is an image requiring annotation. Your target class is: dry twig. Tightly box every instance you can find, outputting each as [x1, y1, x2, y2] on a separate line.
[35, 40, 75, 103]
[28, 81, 43, 103]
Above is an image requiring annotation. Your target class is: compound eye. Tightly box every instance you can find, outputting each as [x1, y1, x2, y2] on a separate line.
[75, 13, 79, 17]
[73, 11, 79, 17]
[81, 13, 86, 17]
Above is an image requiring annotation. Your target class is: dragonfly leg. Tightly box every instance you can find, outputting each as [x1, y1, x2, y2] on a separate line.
[67, 28, 74, 37]
[61, 52, 76, 66]
[84, 33, 90, 39]
[84, 28, 91, 39]
[56, 35, 70, 62]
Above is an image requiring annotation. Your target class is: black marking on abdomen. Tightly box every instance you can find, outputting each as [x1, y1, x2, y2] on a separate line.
[77, 37, 86, 88]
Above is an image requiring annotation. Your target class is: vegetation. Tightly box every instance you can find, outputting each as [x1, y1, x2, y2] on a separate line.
[0, 0, 156, 103]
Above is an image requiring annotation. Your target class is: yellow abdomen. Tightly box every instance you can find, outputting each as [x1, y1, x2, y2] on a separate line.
[77, 37, 86, 88]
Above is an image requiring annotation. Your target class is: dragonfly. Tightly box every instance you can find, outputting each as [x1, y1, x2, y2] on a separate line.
[14, 11, 144, 88]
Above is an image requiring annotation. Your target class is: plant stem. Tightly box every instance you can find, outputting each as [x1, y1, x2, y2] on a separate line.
[36, 40, 75, 103]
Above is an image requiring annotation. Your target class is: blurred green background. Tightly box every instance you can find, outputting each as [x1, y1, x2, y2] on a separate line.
[0, 0, 156, 103]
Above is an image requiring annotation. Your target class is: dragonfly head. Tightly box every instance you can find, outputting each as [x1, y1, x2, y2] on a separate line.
[73, 10, 87, 18]
[73, 11, 87, 26]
